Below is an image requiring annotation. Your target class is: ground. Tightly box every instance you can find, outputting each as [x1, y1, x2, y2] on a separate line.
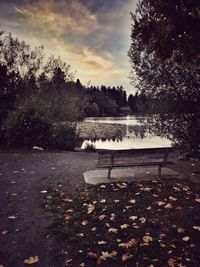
[0, 151, 95, 267]
[0, 150, 200, 267]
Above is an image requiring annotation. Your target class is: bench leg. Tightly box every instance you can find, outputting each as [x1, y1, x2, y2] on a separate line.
[158, 165, 162, 178]
[107, 167, 112, 179]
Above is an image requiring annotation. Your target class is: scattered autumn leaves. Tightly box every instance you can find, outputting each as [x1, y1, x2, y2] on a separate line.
[42, 179, 200, 267]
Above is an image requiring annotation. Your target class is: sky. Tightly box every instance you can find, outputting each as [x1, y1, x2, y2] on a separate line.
[0, 0, 137, 93]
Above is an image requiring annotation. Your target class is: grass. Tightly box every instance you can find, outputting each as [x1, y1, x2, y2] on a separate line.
[42, 179, 200, 267]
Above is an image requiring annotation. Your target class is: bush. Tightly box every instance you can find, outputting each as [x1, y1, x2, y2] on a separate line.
[3, 96, 81, 151]
[3, 97, 52, 148]
[50, 123, 80, 151]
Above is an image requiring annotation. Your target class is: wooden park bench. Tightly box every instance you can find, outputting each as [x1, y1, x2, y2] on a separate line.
[96, 147, 174, 179]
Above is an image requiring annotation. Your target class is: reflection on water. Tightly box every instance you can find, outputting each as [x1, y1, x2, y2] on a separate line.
[83, 116, 144, 126]
[81, 116, 171, 150]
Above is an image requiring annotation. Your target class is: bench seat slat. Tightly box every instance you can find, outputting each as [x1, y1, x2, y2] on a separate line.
[97, 161, 174, 168]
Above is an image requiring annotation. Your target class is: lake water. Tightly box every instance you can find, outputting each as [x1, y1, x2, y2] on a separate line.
[81, 116, 172, 150]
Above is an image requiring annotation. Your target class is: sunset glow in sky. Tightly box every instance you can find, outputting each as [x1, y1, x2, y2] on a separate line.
[0, 0, 137, 92]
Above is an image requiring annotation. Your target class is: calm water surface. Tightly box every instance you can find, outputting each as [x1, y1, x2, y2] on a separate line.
[81, 116, 172, 150]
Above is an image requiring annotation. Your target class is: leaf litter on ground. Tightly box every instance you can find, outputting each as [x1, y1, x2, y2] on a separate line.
[42, 178, 200, 267]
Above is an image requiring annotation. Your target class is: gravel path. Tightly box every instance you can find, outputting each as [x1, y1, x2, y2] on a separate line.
[0, 151, 97, 267]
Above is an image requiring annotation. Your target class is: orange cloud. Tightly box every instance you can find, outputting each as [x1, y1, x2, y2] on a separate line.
[14, 0, 98, 36]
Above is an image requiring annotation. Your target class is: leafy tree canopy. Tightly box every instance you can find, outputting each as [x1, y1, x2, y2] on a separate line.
[131, 0, 200, 66]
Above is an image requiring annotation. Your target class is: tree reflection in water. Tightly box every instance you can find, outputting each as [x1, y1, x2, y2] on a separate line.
[145, 113, 200, 157]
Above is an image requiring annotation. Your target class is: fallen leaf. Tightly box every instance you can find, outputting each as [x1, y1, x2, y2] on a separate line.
[24, 256, 39, 265]
[157, 201, 166, 206]
[122, 253, 133, 262]
[119, 239, 138, 249]
[193, 226, 200, 231]
[64, 214, 71, 221]
[101, 251, 117, 258]
[120, 224, 129, 229]
[82, 220, 88, 226]
[114, 199, 120, 203]
[87, 204, 95, 214]
[110, 213, 116, 222]
[1, 230, 8, 235]
[139, 217, 146, 224]
[117, 183, 128, 189]
[129, 199, 136, 204]
[141, 187, 152, 192]
[91, 227, 96, 232]
[143, 235, 153, 244]
[195, 197, 200, 203]
[65, 259, 72, 266]
[80, 263, 85, 267]
[168, 258, 176, 267]
[146, 206, 152, 210]
[160, 243, 166, 248]
[108, 228, 118, 233]
[182, 236, 190, 241]
[169, 196, 177, 201]
[129, 216, 137, 221]
[173, 186, 181, 192]
[77, 233, 84, 237]
[98, 241, 107, 245]
[164, 203, 173, 209]
[177, 227, 186, 233]
[64, 197, 73, 203]
[40, 190, 47, 194]
[66, 209, 73, 213]
[125, 205, 132, 209]
[97, 251, 117, 265]
[100, 199, 106, 203]
[99, 214, 106, 221]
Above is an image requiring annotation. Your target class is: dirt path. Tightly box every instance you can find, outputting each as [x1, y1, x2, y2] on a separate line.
[0, 151, 97, 267]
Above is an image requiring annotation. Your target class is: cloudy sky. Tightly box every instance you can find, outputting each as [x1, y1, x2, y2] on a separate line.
[0, 0, 137, 92]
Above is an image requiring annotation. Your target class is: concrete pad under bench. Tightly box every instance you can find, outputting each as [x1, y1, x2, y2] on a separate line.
[83, 166, 180, 185]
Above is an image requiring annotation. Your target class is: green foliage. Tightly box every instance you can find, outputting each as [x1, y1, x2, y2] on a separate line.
[131, 0, 200, 66]
[3, 96, 80, 150]
[50, 123, 80, 151]
[84, 103, 99, 117]
[129, 1, 200, 113]
[3, 97, 51, 148]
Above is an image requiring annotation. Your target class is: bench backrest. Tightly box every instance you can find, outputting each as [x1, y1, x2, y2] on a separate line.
[97, 147, 173, 167]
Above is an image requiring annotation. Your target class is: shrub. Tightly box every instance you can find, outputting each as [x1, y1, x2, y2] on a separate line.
[3, 98, 52, 148]
[50, 123, 80, 151]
